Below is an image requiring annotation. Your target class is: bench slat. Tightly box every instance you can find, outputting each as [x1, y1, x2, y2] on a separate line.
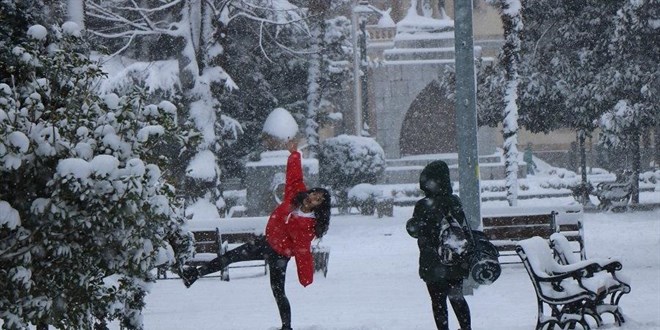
[482, 214, 555, 227]
[484, 226, 556, 241]
[221, 232, 261, 244]
[192, 230, 220, 254]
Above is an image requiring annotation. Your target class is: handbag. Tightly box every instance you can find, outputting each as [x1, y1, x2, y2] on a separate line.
[468, 229, 501, 285]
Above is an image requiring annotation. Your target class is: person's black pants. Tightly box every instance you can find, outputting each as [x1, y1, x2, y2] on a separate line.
[201, 237, 292, 329]
[426, 279, 471, 330]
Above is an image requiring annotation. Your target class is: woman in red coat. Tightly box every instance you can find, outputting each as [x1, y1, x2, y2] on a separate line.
[181, 140, 331, 330]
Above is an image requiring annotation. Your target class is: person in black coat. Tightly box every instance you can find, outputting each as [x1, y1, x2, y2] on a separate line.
[406, 160, 472, 330]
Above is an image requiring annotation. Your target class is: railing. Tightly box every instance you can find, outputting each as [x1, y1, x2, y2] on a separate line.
[366, 25, 396, 41]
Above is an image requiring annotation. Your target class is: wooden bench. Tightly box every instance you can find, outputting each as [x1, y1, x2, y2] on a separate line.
[220, 233, 331, 279]
[217, 231, 267, 281]
[516, 236, 620, 330]
[156, 228, 221, 280]
[592, 181, 631, 211]
[554, 205, 586, 260]
[481, 205, 586, 264]
[191, 230, 330, 281]
[482, 212, 559, 264]
[156, 229, 268, 281]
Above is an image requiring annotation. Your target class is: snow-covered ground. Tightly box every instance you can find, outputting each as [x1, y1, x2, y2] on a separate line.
[140, 196, 660, 330]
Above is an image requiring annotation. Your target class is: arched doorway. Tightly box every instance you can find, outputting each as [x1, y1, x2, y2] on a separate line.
[400, 80, 457, 156]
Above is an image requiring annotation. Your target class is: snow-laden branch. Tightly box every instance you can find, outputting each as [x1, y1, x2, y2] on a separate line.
[90, 0, 183, 14]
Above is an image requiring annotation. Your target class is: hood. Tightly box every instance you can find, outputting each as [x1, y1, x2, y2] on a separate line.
[419, 160, 452, 197]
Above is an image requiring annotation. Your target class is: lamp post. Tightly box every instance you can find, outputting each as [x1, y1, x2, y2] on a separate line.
[351, 0, 375, 136]
[359, 13, 370, 136]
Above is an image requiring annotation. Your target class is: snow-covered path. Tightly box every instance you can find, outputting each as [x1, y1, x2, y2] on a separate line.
[138, 201, 660, 330]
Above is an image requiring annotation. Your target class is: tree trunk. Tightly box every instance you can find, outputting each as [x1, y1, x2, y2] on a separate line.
[655, 122, 660, 168]
[631, 131, 640, 204]
[305, 5, 326, 158]
[578, 131, 590, 205]
[499, 0, 522, 207]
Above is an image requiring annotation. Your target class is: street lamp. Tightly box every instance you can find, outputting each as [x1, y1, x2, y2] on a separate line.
[351, 0, 377, 136]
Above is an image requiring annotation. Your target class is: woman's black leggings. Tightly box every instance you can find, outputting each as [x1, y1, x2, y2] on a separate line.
[426, 279, 471, 330]
[201, 237, 292, 329]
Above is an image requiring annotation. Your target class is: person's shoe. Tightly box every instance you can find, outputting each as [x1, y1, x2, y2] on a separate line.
[180, 266, 199, 288]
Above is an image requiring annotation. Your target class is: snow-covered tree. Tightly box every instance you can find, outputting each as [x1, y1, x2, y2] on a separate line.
[83, 1, 350, 212]
[599, 0, 659, 204]
[217, 3, 351, 165]
[319, 135, 385, 213]
[84, 0, 248, 218]
[489, 0, 523, 206]
[0, 23, 192, 329]
[303, 1, 328, 158]
[482, 0, 619, 204]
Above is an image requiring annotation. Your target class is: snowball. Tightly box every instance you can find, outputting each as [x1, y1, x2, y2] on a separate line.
[262, 108, 298, 141]
[61, 21, 81, 37]
[27, 25, 48, 40]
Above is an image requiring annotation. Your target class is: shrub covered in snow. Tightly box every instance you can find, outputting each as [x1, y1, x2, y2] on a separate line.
[0, 23, 192, 329]
[319, 135, 386, 212]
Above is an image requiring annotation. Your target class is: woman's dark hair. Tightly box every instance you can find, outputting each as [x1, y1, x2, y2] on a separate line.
[294, 187, 332, 238]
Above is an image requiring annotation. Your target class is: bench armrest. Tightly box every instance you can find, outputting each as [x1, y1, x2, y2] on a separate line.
[535, 271, 600, 299]
[588, 258, 622, 272]
[550, 259, 603, 276]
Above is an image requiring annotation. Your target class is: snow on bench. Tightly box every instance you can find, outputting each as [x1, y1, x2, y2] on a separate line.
[516, 236, 617, 330]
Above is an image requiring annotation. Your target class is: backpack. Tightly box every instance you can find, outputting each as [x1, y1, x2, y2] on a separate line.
[438, 212, 473, 266]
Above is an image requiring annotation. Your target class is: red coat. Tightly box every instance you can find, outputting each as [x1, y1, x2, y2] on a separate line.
[265, 151, 316, 287]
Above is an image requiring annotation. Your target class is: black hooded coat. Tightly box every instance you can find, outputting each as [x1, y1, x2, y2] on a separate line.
[406, 160, 472, 283]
